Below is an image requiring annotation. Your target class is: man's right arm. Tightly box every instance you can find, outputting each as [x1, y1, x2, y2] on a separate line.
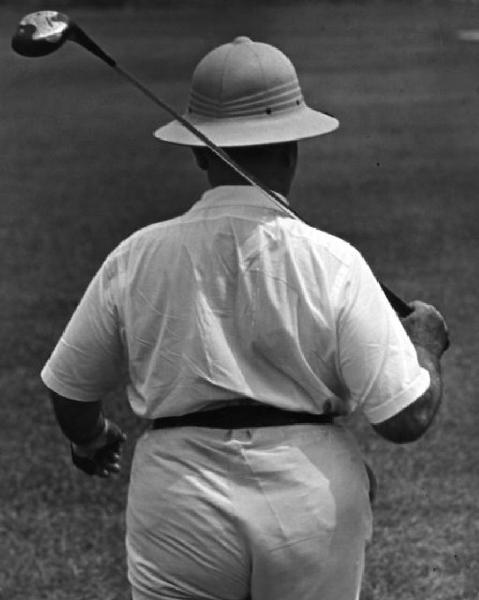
[372, 301, 449, 444]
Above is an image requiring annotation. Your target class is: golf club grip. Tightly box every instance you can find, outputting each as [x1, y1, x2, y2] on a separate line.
[380, 284, 412, 317]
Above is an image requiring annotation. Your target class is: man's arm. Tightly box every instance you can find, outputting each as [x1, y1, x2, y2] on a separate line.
[49, 389, 126, 477]
[372, 301, 448, 444]
[50, 390, 105, 445]
[42, 253, 127, 476]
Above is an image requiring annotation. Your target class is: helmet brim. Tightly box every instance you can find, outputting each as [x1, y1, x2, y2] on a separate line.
[154, 105, 339, 147]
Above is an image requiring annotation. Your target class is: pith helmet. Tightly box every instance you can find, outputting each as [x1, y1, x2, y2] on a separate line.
[154, 36, 339, 147]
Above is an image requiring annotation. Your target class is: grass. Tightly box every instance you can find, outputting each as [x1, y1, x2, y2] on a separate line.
[1, 1, 479, 598]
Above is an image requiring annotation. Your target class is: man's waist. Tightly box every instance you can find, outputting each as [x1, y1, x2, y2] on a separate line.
[151, 402, 337, 430]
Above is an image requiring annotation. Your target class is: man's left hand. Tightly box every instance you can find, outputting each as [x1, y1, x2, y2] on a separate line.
[71, 419, 127, 477]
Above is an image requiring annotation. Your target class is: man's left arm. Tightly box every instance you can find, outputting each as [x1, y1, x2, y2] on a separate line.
[336, 250, 439, 432]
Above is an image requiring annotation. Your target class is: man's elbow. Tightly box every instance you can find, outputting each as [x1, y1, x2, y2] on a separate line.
[372, 387, 441, 444]
[373, 415, 429, 444]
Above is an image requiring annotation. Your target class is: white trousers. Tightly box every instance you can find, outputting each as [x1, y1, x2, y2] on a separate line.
[126, 424, 373, 600]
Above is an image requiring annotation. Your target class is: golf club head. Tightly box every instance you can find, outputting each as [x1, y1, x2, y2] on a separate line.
[11, 11, 71, 58]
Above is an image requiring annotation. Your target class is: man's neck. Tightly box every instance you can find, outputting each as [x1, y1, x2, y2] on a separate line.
[208, 174, 290, 198]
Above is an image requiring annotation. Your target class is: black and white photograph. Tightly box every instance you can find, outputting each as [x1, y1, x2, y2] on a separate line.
[1, 0, 478, 598]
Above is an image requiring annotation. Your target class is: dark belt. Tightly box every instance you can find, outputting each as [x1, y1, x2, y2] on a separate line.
[152, 404, 335, 430]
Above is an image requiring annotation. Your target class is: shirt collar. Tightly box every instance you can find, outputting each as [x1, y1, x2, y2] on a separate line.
[188, 185, 290, 216]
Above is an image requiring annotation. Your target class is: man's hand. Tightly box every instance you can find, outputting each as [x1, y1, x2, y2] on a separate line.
[401, 300, 449, 358]
[71, 419, 127, 477]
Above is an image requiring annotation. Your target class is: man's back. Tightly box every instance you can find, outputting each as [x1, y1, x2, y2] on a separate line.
[116, 185, 355, 417]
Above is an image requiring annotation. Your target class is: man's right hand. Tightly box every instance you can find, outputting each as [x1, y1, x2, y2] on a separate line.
[71, 419, 127, 477]
[401, 300, 449, 358]
[372, 300, 448, 444]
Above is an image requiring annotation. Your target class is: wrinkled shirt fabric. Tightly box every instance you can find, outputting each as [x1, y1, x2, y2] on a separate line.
[41, 185, 429, 424]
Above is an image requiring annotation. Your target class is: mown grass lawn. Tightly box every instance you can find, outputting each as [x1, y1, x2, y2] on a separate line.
[1, 1, 478, 599]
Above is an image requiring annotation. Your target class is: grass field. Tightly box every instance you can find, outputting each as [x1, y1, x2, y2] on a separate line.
[1, 1, 479, 598]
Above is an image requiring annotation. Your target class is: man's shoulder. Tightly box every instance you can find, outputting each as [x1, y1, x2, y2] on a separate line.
[281, 218, 360, 267]
[111, 215, 185, 258]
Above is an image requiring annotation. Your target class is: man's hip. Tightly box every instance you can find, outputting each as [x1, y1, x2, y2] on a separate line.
[126, 423, 372, 600]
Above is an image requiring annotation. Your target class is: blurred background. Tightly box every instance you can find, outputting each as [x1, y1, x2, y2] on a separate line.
[1, 1, 479, 598]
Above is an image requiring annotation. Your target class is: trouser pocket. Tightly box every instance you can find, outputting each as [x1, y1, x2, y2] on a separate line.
[364, 461, 377, 505]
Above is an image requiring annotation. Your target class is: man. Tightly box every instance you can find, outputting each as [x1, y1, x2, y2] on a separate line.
[42, 37, 449, 600]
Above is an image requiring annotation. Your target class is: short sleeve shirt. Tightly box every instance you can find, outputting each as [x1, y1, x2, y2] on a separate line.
[41, 185, 429, 423]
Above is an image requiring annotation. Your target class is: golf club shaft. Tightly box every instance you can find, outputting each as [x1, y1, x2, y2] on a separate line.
[114, 66, 291, 207]
[70, 25, 412, 318]
[69, 24, 292, 212]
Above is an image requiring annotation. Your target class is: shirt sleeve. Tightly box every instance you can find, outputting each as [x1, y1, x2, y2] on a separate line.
[41, 254, 123, 402]
[335, 249, 430, 424]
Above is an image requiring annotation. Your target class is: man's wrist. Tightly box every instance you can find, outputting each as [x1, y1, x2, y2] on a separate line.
[70, 413, 106, 447]
[415, 343, 443, 367]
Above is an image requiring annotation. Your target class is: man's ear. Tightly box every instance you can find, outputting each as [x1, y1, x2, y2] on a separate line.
[284, 141, 298, 170]
[274, 142, 297, 170]
[192, 147, 209, 171]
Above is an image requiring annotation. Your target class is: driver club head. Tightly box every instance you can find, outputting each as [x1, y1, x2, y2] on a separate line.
[11, 11, 71, 58]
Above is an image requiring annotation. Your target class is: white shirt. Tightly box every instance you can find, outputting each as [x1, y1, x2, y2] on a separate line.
[41, 185, 429, 423]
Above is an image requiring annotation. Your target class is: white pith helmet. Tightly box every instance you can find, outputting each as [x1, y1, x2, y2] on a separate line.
[154, 36, 339, 147]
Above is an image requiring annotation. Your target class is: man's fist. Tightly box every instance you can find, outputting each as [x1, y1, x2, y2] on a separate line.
[71, 419, 127, 477]
[401, 301, 449, 358]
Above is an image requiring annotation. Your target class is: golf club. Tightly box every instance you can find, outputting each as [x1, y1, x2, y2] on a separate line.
[12, 10, 412, 317]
